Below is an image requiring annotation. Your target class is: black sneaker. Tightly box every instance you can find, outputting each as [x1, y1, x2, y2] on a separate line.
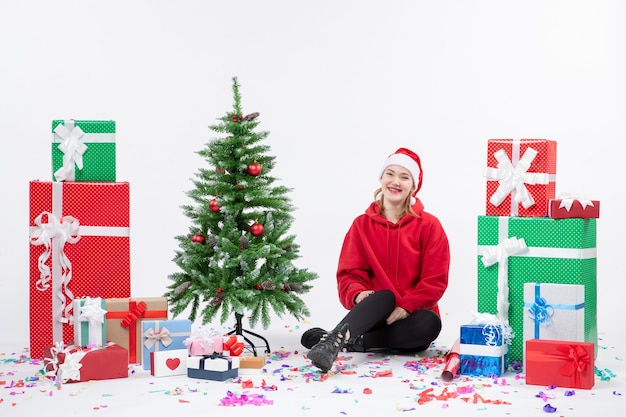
[307, 323, 349, 373]
[300, 327, 327, 349]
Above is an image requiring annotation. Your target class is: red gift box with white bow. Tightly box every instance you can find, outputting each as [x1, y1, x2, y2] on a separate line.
[548, 195, 600, 219]
[29, 181, 131, 359]
[43, 342, 128, 383]
[483, 139, 557, 217]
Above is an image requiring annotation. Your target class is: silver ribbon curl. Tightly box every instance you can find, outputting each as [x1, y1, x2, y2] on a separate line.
[29, 211, 81, 323]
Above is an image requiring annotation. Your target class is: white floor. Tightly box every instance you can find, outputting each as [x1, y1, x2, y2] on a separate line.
[1, 319, 624, 417]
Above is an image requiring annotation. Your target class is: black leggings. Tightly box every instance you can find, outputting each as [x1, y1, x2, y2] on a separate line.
[338, 290, 442, 351]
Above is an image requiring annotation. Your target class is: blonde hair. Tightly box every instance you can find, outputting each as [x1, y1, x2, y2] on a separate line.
[374, 187, 418, 218]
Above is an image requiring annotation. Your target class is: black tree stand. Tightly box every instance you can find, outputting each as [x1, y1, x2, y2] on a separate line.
[227, 312, 271, 356]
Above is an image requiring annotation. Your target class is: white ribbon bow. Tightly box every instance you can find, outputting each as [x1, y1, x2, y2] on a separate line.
[557, 192, 595, 212]
[470, 312, 514, 346]
[29, 211, 81, 323]
[484, 147, 550, 211]
[78, 297, 107, 325]
[54, 121, 88, 182]
[44, 342, 87, 383]
[480, 236, 528, 325]
[78, 297, 107, 345]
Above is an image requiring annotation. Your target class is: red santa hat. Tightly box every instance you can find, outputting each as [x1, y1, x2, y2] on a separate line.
[379, 147, 423, 204]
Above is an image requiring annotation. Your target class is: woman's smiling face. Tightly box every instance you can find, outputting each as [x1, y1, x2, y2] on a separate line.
[379, 165, 414, 205]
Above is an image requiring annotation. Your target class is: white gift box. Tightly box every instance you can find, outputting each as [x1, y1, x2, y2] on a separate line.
[187, 354, 239, 381]
[523, 282, 585, 347]
[150, 349, 188, 377]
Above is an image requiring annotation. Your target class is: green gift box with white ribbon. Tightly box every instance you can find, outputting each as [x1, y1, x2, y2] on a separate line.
[477, 216, 597, 363]
[51, 119, 116, 182]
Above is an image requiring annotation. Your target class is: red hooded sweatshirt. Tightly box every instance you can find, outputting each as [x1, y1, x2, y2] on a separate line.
[336, 198, 450, 316]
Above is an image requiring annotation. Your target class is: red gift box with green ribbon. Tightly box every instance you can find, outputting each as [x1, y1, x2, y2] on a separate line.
[525, 339, 594, 389]
[28, 181, 131, 359]
[105, 297, 169, 364]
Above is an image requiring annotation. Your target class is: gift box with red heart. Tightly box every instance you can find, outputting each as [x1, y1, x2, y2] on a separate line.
[150, 349, 188, 377]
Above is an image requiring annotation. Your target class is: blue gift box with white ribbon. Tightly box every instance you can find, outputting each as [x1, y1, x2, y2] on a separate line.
[459, 323, 509, 377]
[523, 283, 585, 356]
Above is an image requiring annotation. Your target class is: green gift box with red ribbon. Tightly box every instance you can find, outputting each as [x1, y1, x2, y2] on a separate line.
[51, 119, 116, 182]
[477, 215, 597, 363]
[28, 181, 130, 359]
[105, 297, 168, 364]
[525, 339, 594, 389]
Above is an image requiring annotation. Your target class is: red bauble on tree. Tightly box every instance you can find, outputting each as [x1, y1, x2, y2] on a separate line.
[209, 198, 220, 212]
[235, 184, 244, 190]
[191, 233, 206, 244]
[247, 161, 262, 176]
[250, 222, 264, 236]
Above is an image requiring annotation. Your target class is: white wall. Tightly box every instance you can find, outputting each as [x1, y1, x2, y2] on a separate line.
[1, 0, 624, 347]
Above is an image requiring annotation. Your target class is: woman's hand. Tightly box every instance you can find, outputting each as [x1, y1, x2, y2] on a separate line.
[386, 307, 409, 325]
[355, 290, 375, 304]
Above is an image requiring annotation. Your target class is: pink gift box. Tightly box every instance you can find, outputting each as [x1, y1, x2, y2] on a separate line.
[187, 336, 224, 356]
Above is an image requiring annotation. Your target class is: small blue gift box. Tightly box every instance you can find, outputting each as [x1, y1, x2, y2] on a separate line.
[459, 323, 509, 377]
[141, 319, 191, 370]
[187, 354, 239, 381]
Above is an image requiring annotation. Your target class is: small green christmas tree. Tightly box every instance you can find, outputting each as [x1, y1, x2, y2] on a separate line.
[166, 77, 317, 333]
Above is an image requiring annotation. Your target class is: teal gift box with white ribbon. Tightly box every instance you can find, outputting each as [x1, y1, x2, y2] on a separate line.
[51, 119, 116, 182]
[141, 319, 192, 370]
[73, 297, 107, 347]
[523, 283, 585, 347]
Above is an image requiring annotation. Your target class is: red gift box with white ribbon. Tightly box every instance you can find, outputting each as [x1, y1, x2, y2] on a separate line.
[43, 342, 128, 383]
[548, 194, 600, 219]
[29, 181, 131, 359]
[483, 139, 557, 217]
